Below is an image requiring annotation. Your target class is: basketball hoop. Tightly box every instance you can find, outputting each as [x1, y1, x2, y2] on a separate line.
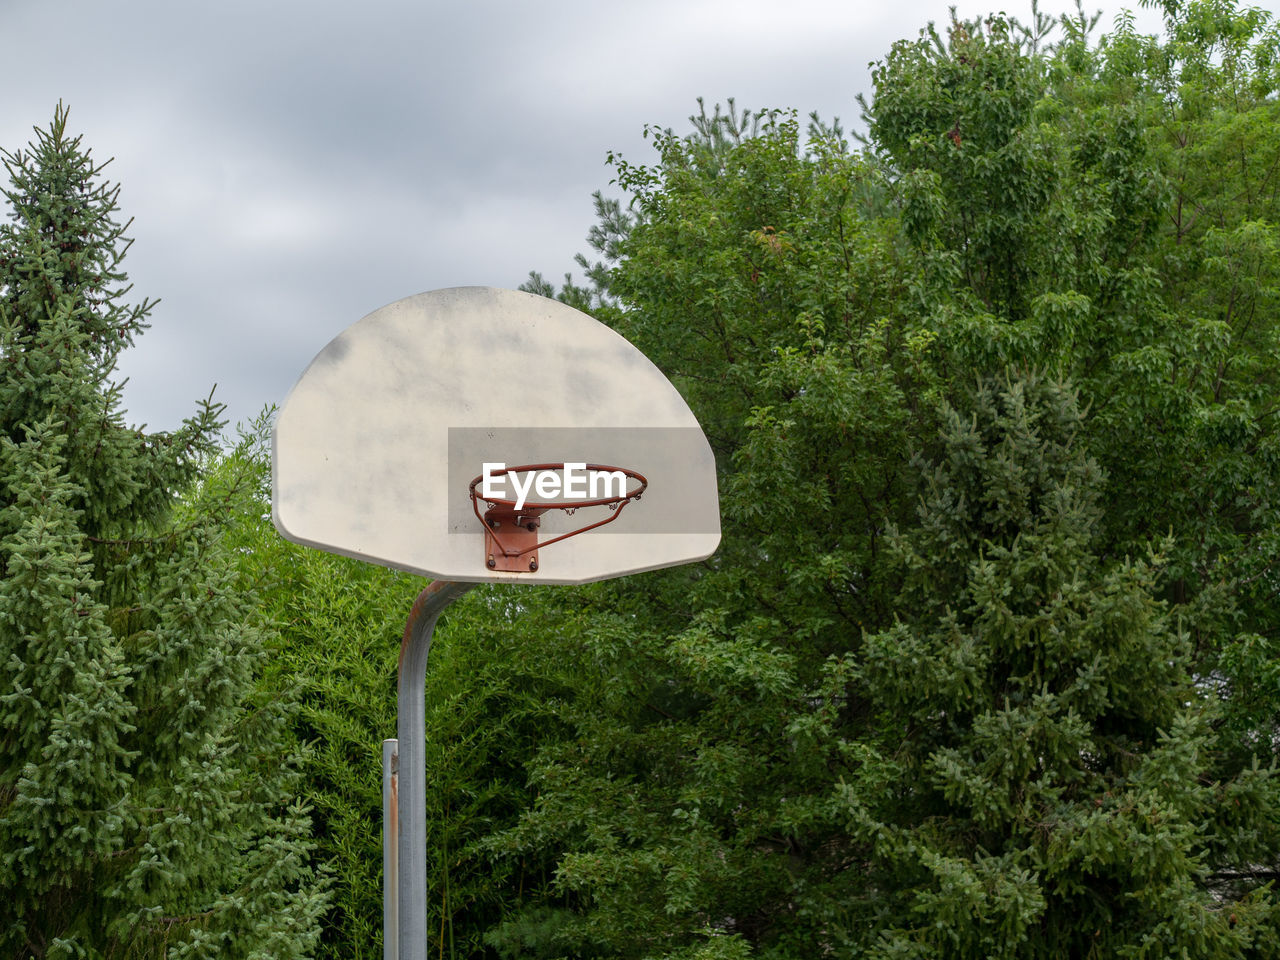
[469, 462, 647, 572]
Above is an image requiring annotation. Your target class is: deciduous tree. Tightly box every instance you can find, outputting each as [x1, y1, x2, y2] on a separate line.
[492, 4, 1280, 955]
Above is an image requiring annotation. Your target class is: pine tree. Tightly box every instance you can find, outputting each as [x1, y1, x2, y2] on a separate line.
[0, 106, 326, 957]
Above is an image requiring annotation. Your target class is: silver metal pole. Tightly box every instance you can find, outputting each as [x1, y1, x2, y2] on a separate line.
[396, 580, 473, 960]
[383, 739, 398, 960]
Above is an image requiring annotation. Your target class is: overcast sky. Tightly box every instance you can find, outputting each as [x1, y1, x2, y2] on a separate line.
[2, 0, 1211, 433]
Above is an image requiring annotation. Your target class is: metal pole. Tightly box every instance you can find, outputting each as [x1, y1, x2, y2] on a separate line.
[394, 579, 473, 960]
[383, 739, 398, 960]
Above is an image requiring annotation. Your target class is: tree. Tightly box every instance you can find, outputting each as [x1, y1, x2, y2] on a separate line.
[1117, 0, 1280, 750]
[489, 3, 1280, 955]
[491, 104, 936, 959]
[869, 0, 1280, 862]
[0, 107, 326, 958]
[842, 374, 1277, 956]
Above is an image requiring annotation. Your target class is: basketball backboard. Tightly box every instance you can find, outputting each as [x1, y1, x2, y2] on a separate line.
[272, 286, 721, 584]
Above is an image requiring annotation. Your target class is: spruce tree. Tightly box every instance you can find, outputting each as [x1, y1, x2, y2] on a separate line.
[848, 374, 1278, 956]
[0, 106, 326, 957]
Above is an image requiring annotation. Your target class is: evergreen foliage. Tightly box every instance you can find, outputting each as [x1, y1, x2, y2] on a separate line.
[849, 374, 1276, 956]
[0, 108, 326, 957]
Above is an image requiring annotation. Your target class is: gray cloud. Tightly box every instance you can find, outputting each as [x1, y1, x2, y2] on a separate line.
[3, 0, 1171, 433]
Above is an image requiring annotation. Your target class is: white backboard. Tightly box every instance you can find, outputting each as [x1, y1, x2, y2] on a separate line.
[273, 287, 721, 584]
